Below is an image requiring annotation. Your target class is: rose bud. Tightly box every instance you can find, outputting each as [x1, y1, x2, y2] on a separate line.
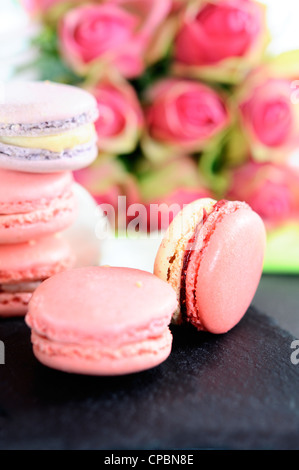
[143, 78, 230, 162]
[226, 158, 299, 274]
[237, 61, 299, 164]
[87, 78, 143, 155]
[173, 0, 269, 84]
[225, 159, 299, 230]
[59, 0, 172, 79]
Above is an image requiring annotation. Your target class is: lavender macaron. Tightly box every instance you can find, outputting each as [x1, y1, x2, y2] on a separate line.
[0, 81, 99, 173]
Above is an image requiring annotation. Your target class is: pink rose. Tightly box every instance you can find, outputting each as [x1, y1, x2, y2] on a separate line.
[88, 78, 143, 154]
[59, 1, 172, 78]
[226, 160, 299, 228]
[238, 76, 299, 163]
[174, 0, 269, 83]
[143, 78, 230, 157]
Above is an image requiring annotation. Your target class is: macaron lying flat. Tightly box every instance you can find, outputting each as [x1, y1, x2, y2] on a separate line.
[0, 81, 99, 173]
[0, 235, 74, 317]
[0, 169, 76, 244]
[25, 266, 178, 375]
[154, 198, 266, 334]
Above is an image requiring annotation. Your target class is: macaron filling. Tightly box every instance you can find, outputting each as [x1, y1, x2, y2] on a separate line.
[0, 123, 97, 153]
[0, 281, 42, 293]
[180, 200, 248, 330]
[0, 254, 74, 293]
[0, 260, 74, 317]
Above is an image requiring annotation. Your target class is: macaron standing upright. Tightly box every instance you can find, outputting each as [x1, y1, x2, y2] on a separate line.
[154, 198, 266, 334]
[0, 81, 99, 173]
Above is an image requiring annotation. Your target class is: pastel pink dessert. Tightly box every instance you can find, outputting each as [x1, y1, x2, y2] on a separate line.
[0, 81, 99, 173]
[154, 198, 266, 334]
[0, 169, 76, 244]
[0, 235, 74, 317]
[25, 266, 178, 375]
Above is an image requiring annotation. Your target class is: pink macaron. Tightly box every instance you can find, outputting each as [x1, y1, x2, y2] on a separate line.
[0, 235, 74, 317]
[0, 81, 99, 173]
[25, 266, 178, 375]
[154, 198, 266, 334]
[0, 169, 76, 244]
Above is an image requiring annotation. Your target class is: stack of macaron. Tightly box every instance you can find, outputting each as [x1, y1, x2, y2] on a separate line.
[0, 80, 99, 317]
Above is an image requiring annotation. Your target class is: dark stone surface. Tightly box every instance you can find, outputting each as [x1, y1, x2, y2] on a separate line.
[1, 296, 299, 450]
[253, 274, 299, 338]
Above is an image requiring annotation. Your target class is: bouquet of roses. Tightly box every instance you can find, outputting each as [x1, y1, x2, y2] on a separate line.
[21, 0, 299, 272]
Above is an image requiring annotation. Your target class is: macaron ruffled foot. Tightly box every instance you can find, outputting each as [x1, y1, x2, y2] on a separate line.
[25, 266, 178, 375]
[0, 169, 76, 244]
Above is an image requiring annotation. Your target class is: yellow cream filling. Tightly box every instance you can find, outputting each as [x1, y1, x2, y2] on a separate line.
[0, 124, 96, 152]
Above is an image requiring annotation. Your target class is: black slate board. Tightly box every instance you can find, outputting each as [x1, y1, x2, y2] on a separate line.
[0, 307, 299, 450]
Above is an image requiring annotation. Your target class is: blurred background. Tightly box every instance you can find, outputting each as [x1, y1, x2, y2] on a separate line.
[2, 0, 299, 274]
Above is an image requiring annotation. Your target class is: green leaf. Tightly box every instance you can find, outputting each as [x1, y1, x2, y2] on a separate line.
[21, 25, 82, 85]
[129, 49, 173, 99]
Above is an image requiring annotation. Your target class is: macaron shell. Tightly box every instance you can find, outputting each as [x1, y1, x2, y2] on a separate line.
[0, 169, 74, 214]
[0, 169, 76, 244]
[0, 235, 74, 283]
[193, 208, 266, 334]
[26, 267, 177, 343]
[30, 328, 173, 376]
[26, 266, 178, 375]
[0, 144, 98, 173]
[0, 292, 32, 317]
[0, 195, 76, 244]
[0, 81, 98, 132]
